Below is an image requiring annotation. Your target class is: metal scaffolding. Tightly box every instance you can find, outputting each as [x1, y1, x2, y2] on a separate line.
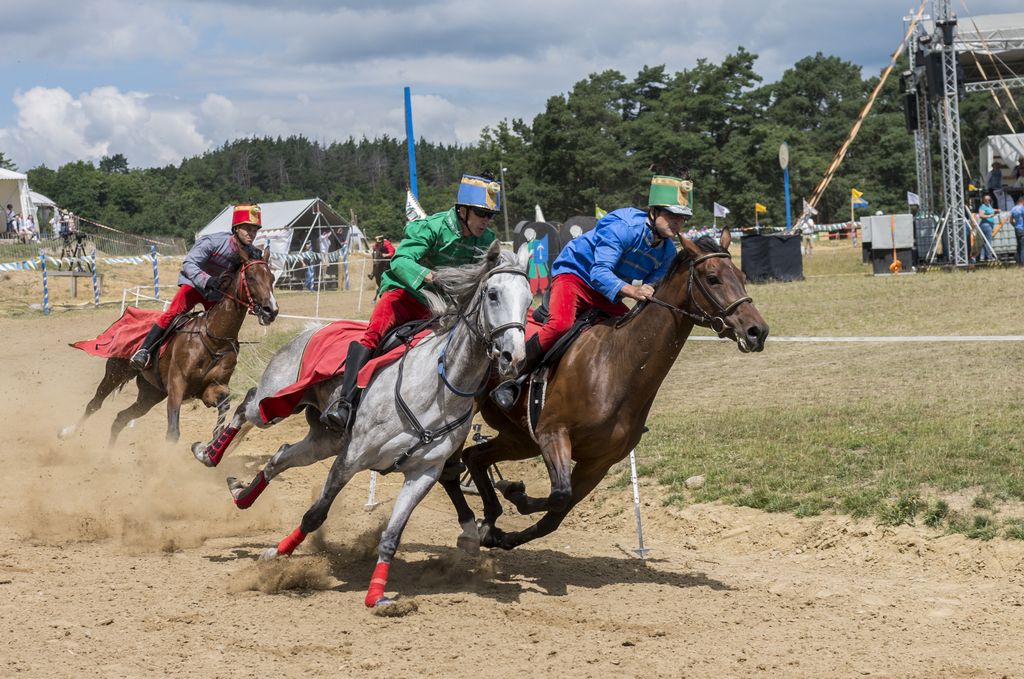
[934, 0, 970, 266]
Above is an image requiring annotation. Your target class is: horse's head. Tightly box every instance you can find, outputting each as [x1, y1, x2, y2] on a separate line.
[677, 230, 768, 353]
[236, 246, 279, 326]
[430, 241, 533, 377]
[477, 242, 533, 376]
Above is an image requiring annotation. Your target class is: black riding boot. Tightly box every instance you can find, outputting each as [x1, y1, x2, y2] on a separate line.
[320, 341, 373, 432]
[490, 335, 545, 411]
[129, 323, 165, 371]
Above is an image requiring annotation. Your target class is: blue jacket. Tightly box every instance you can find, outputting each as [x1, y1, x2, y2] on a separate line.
[551, 208, 675, 303]
[180, 231, 260, 301]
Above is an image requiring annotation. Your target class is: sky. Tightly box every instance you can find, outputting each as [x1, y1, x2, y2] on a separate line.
[0, 0, 1019, 170]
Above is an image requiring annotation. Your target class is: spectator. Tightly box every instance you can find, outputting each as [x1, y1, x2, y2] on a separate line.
[5, 204, 14, 236]
[1014, 157, 1024, 183]
[1012, 195, 1024, 266]
[986, 161, 1004, 193]
[24, 214, 37, 243]
[975, 193, 999, 263]
[800, 217, 815, 255]
[50, 212, 60, 239]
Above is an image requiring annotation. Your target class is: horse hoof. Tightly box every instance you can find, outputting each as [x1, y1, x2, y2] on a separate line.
[495, 479, 525, 498]
[192, 442, 215, 467]
[257, 547, 279, 561]
[477, 522, 504, 549]
[457, 533, 481, 556]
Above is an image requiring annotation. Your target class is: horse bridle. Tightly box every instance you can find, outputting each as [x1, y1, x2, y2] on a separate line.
[220, 259, 272, 316]
[618, 251, 752, 336]
[436, 265, 530, 397]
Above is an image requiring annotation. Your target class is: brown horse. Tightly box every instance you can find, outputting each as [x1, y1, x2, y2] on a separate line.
[64, 248, 279, 447]
[368, 242, 391, 297]
[441, 231, 768, 551]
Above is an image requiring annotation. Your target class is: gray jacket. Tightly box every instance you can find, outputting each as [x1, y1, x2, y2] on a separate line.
[179, 231, 260, 302]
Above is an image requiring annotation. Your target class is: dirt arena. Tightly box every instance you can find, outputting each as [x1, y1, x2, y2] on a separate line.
[3, 289, 1024, 678]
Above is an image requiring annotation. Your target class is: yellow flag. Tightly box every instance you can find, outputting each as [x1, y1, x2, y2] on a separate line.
[595, 205, 607, 218]
[755, 203, 767, 213]
[851, 188, 864, 199]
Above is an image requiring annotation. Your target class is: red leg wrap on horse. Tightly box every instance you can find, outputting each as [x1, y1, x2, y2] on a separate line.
[233, 469, 268, 509]
[206, 426, 240, 466]
[276, 526, 306, 556]
[364, 561, 390, 607]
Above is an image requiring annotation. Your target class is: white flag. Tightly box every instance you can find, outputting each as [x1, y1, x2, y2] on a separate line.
[535, 205, 546, 223]
[802, 198, 819, 216]
[405, 189, 427, 223]
[713, 202, 730, 218]
[907, 191, 921, 206]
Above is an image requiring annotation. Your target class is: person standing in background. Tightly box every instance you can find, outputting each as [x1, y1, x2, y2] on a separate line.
[1011, 195, 1024, 266]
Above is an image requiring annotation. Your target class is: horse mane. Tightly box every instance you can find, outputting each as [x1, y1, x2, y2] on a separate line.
[656, 235, 726, 293]
[421, 247, 519, 331]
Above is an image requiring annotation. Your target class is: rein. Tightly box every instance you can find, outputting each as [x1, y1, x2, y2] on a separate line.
[382, 264, 529, 475]
[616, 251, 752, 335]
[218, 258, 272, 316]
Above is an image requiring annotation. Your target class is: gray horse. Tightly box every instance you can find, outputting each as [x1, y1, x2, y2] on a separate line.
[198, 242, 532, 607]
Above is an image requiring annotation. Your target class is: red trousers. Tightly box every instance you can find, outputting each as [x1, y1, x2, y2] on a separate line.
[536, 274, 629, 352]
[156, 285, 214, 328]
[359, 288, 431, 350]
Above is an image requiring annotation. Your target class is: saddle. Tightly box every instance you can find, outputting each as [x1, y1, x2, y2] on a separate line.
[376, 317, 436, 357]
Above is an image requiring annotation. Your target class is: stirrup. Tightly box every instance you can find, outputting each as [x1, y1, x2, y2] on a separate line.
[129, 348, 150, 370]
[319, 398, 354, 433]
[490, 379, 522, 412]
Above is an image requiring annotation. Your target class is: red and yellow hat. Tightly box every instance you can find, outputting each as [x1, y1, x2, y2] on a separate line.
[231, 204, 262, 229]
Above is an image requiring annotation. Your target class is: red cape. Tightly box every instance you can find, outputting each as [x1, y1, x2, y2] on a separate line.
[70, 307, 164, 359]
[257, 320, 432, 424]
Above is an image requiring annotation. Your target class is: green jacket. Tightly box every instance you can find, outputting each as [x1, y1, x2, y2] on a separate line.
[380, 207, 497, 303]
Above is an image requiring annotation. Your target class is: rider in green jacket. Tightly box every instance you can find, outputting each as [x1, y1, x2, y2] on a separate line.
[320, 173, 500, 432]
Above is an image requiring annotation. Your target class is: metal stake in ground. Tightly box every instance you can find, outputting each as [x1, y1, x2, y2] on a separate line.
[365, 470, 380, 510]
[629, 449, 650, 558]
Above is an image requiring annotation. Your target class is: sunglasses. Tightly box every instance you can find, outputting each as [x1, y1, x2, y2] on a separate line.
[470, 207, 496, 219]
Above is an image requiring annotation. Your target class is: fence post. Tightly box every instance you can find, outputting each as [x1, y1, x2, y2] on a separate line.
[343, 245, 349, 290]
[91, 250, 99, 307]
[40, 250, 49, 315]
[151, 245, 159, 300]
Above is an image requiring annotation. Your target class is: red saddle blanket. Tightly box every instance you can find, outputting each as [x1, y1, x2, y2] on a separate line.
[257, 320, 432, 424]
[70, 307, 165, 359]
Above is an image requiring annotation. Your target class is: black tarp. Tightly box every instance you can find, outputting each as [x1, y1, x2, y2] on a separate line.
[559, 215, 597, 250]
[740, 234, 804, 283]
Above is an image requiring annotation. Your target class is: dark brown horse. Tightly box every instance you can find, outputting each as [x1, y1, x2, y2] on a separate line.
[368, 241, 392, 298]
[64, 248, 279, 447]
[441, 231, 768, 551]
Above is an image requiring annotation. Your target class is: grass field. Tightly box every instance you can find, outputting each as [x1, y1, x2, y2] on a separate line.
[640, 240, 1024, 539]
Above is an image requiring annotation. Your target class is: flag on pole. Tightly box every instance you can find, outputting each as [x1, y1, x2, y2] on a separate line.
[405, 189, 427, 223]
[851, 188, 864, 200]
[713, 202, 730, 218]
[755, 203, 767, 214]
[802, 198, 818, 216]
[535, 205, 546, 223]
[852, 198, 869, 208]
[595, 205, 607, 218]
[907, 191, 921, 206]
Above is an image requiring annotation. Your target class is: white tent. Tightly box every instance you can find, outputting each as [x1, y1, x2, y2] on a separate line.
[197, 197, 365, 289]
[0, 168, 35, 228]
[29, 190, 56, 208]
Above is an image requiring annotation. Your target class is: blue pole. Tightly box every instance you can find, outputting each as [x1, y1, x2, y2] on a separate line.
[783, 166, 792, 231]
[404, 86, 418, 198]
[40, 249, 49, 315]
[151, 245, 159, 300]
[91, 249, 99, 306]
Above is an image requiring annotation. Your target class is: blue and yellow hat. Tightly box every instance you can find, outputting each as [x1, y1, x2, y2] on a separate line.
[456, 174, 502, 213]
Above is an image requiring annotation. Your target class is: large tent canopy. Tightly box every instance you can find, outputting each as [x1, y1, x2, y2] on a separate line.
[949, 13, 1024, 87]
[0, 168, 35, 225]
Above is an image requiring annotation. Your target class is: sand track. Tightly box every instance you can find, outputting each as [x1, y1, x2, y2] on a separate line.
[2, 308, 1024, 678]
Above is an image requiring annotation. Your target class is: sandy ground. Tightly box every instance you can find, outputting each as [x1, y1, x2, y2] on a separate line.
[2, 289, 1024, 678]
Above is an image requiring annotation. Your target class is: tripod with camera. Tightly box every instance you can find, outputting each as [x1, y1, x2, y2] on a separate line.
[58, 231, 93, 272]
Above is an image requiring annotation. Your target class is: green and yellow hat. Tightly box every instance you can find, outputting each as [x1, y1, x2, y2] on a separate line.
[456, 174, 502, 213]
[648, 175, 693, 216]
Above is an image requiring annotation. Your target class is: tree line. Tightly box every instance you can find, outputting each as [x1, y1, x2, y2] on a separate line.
[21, 49, 1014, 241]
